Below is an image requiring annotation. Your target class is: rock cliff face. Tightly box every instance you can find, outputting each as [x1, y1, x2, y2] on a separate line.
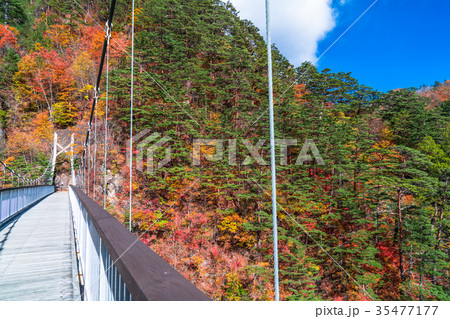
[0, 128, 6, 153]
[55, 173, 70, 191]
[104, 171, 124, 207]
[57, 170, 123, 208]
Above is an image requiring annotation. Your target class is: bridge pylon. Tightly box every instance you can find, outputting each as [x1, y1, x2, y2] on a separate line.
[51, 132, 76, 187]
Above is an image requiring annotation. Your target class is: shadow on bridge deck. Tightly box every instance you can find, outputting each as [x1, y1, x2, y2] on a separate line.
[0, 192, 80, 301]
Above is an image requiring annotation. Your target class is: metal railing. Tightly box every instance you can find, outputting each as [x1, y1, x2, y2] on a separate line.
[69, 186, 210, 301]
[0, 185, 55, 225]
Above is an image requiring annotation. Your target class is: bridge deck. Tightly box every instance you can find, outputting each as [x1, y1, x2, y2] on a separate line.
[0, 192, 80, 301]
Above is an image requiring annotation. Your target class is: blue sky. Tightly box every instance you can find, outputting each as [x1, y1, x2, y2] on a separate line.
[229, 0, 450, 92]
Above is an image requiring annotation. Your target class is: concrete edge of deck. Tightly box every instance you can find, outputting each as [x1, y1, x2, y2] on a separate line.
[67, 191, 82, 301]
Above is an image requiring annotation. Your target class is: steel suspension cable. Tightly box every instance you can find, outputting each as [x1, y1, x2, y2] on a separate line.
[265, 0, 279, 301]
[103, 21, 111, 209]
[129, 0, 135, 231]
[93, 100, 97, 201]
[81, 0, 117, 190]
[0, 151, 53, 187]
[87, 131, 91, 196]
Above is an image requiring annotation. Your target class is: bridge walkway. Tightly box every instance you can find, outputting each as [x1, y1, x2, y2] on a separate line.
[0, 192, 80, 301]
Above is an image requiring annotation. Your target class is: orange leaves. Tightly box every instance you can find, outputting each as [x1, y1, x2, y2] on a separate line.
[80, 25, 104, 62]
[17, 48, 70, 91]
[109, 31, 130, 62]
[74, 25, 128, 73]
[14, 46, 76, 118]
[0, 25, 19, 52]
[7, 112, 54, 158]
[294, 83, 307, 102]
[78, 25, 127, 63]
[10, 9, 130, 128]
[6, 130, 33, 156]
[32, 112, 53, 144]
[45, 24, 74, 50]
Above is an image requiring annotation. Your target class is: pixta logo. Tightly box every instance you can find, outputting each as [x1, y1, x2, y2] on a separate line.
[127, 129, 171, 175]
[129, 130, 325, 175]
[192, 138, 325, 166]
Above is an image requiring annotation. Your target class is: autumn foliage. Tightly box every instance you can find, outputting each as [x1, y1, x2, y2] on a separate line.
[1, 0, 448, 301]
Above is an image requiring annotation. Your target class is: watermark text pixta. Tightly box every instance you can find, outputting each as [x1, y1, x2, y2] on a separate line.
[128, 130, 325, 175]
[192, 138, 324, 166]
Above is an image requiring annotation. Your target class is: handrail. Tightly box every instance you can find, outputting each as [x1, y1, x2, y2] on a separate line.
[0, 157, 53, 187]
[0, 185, 52, 193]
[69, 186, 210, 301]
[0, 185, 55, 226]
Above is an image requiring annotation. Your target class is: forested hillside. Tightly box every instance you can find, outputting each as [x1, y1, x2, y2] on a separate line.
[0, 0, 448, 301]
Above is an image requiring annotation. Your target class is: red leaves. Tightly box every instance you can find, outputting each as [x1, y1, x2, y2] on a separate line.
[78, 25, 129, 64]
[0, 25, 19, 52]
[15, 46, 74, 108]
[377, 242, 398, 263]
[376, 241, 402, 300]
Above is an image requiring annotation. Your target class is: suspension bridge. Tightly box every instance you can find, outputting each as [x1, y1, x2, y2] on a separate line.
[0, 154, 210, 301]
[0, 147, 210, 301]
[0, 0, 385, 302]
[0, 0, 213, 301]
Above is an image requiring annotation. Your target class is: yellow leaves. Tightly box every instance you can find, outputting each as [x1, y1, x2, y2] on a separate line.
[16, 53, 37, 78]
[192, 255, 204, 269]
[223, 272, 243, 300]
[46, 24, 74, 49]
[218, 213, 256, 248]
[307, 265, 321, 277]
[209, 111, 221, 123]
[309, 202, 328, 213]
[218, 214, 244, 234]
[79, 84, 94, 100]
[332, 110, 351, 124]
[373, 140, 391, 149]
[34, 42, 44, 51]
[380, 127, 393, 141]
[14, 53, 39, 101]
[181, 255, 208, 278]
[7, 25, 19, 37]
[3, 157, 14, 166]
[72, 52, 94, 85]
[127, 7, 143, 25]
[206, 111, 222, 132]
[135, 7, 143, 17]
[53, 101, 77, 128]
[95, 102, 106, 119]
[202, 143, 217, 156]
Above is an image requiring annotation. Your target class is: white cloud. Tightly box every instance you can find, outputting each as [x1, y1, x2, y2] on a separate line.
[228, 0, 337, 65]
